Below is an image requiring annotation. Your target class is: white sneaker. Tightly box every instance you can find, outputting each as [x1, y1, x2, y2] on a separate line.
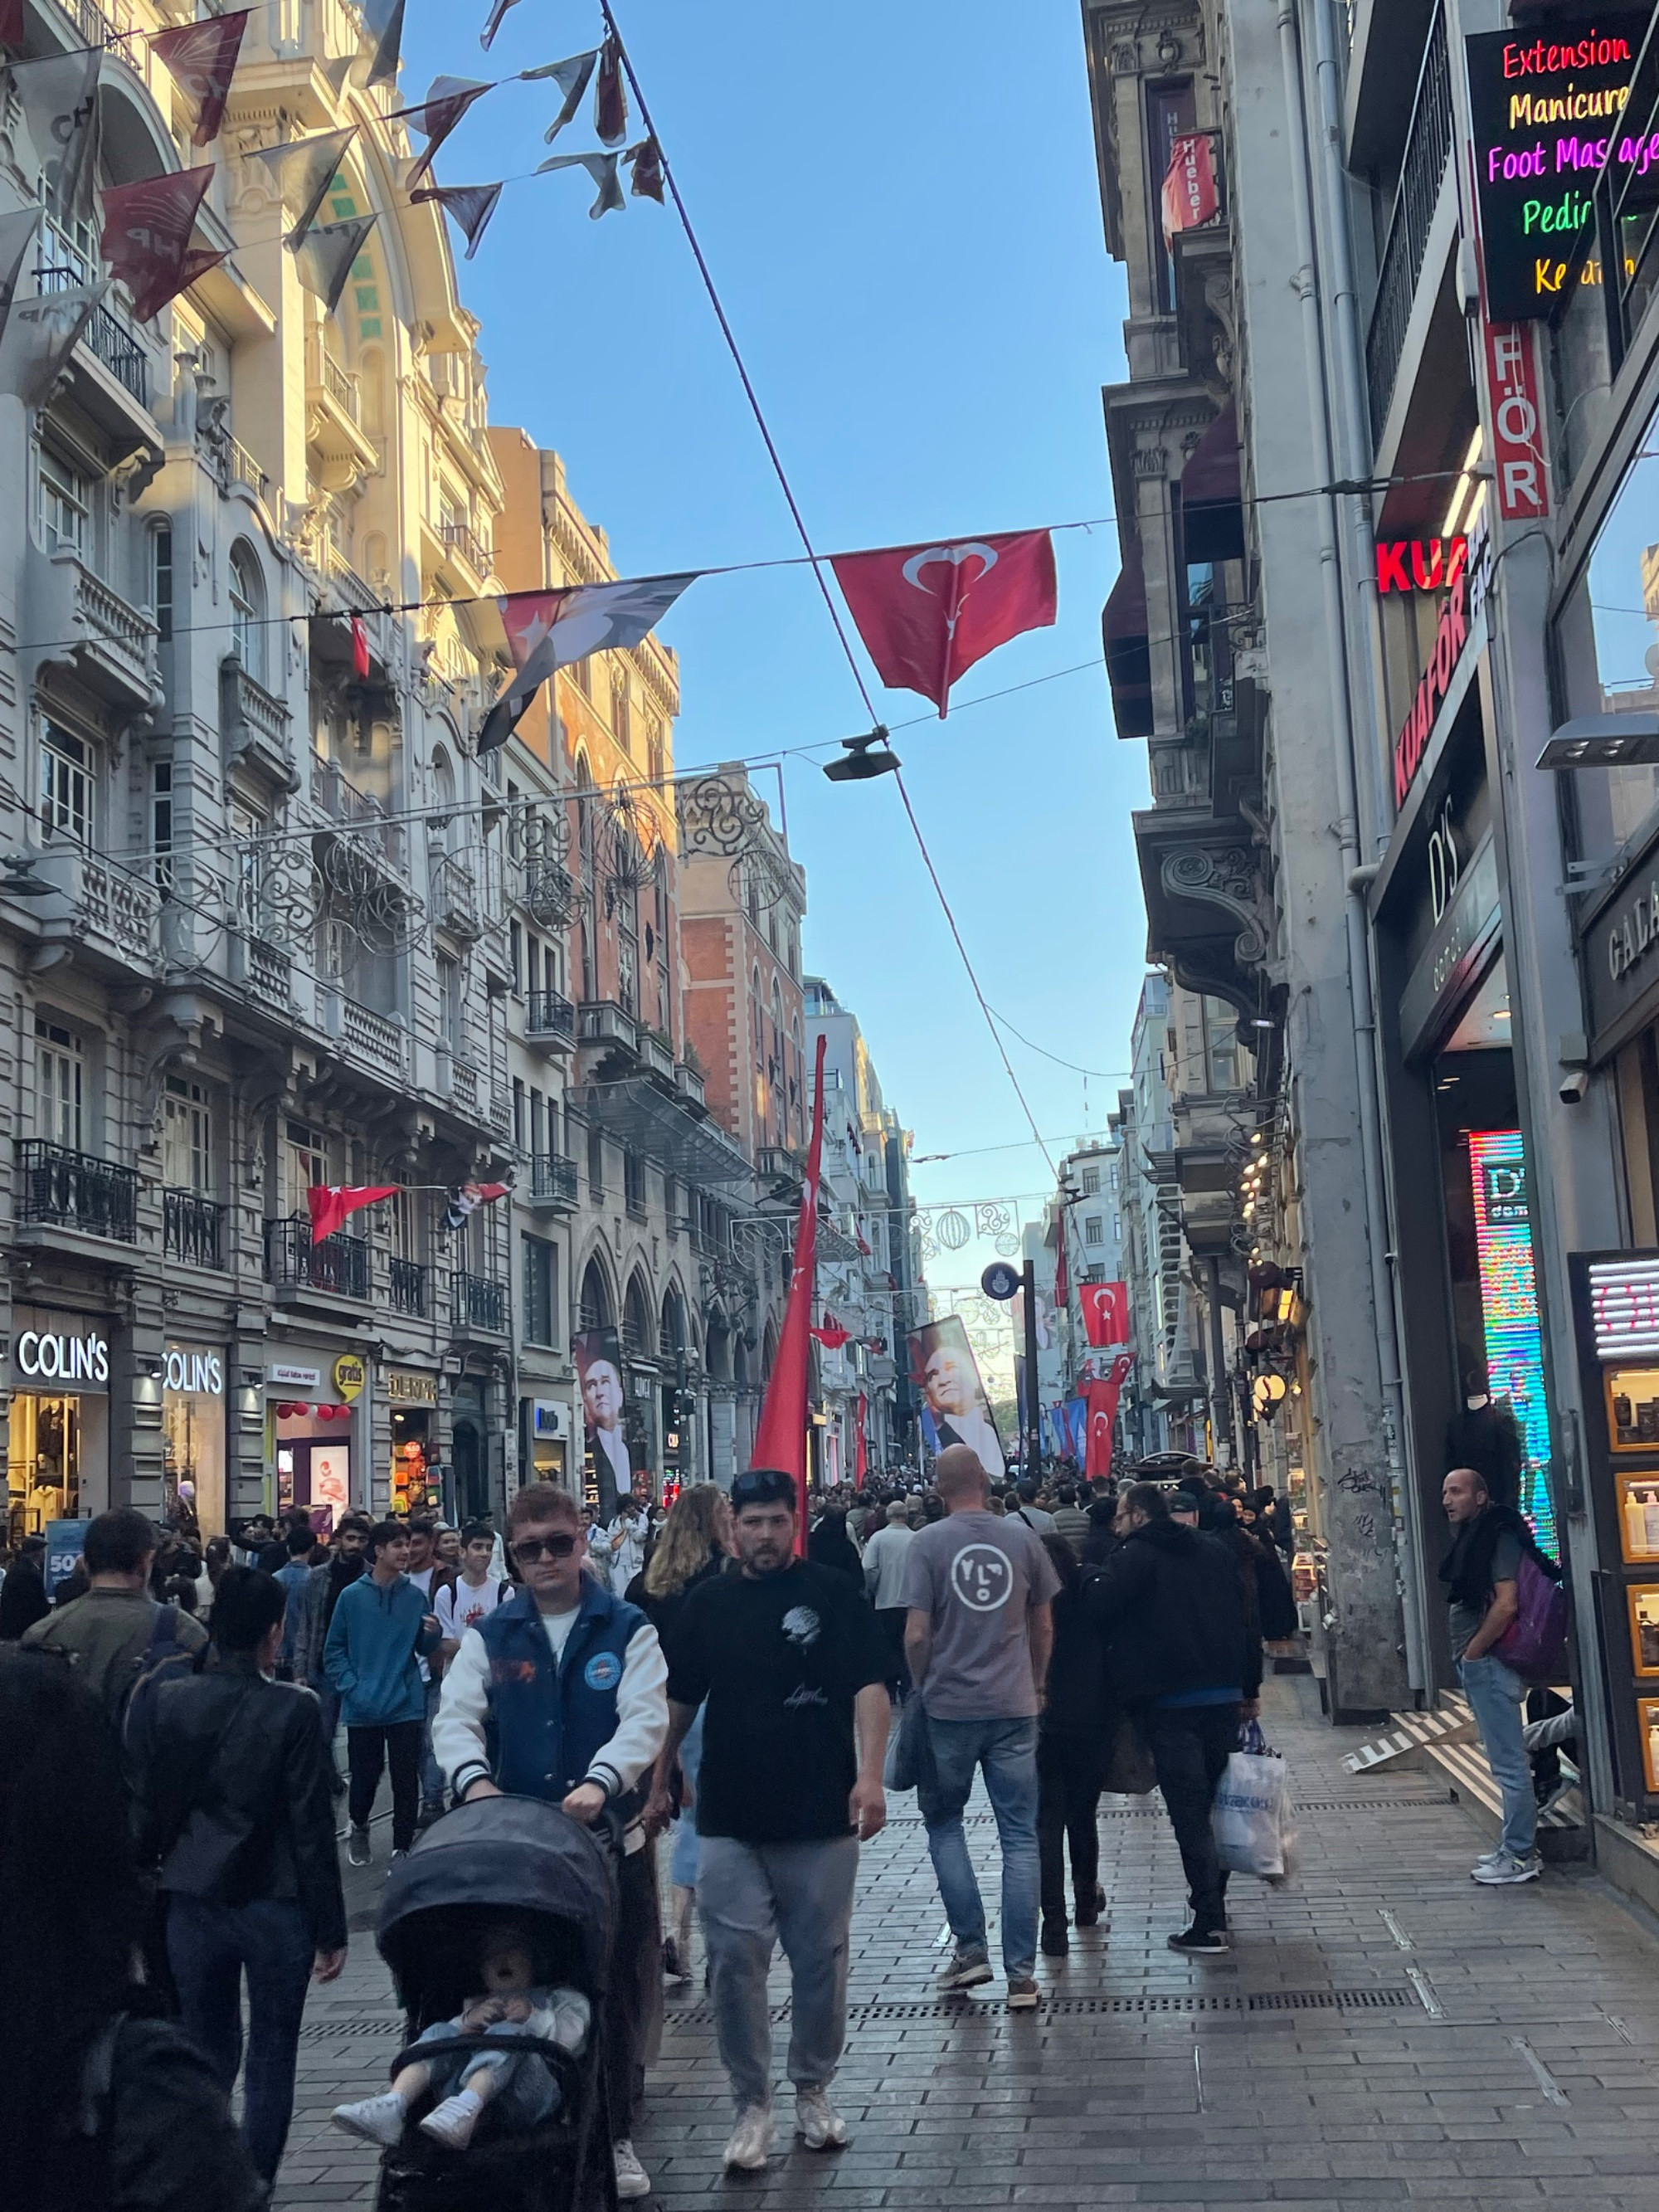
[419, 2089, 483, 2149]
[331, 2090, 406, 2146]
[613, 2138, 651, 2198]
[1472, 1850, 1542, 1885]
[722, 2104, 774, 2171]
[795, 2086, 849, 2150]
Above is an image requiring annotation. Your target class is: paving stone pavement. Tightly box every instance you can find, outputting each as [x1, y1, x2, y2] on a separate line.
[273, 1677, 1659, 2210]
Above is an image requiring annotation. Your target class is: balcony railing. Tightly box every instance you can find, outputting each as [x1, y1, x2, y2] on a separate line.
[265, 1217, 371, 1298]
[15, 1140, 138, 1242]
[1365, 4, 1452, 441]
[163, 1187, 226, 1269]
[531, 1152, 579, 1206]
[311, 753, 404, 868]
[387, 1255, 426, 1316]
[440, 519, 492, 577]
[221, 435, 266, 497]
[38, 251, 148, 408]
[450, 1270, 508, 1335]
[526, 989, 576, 1046]
[324, 353, 359, 418]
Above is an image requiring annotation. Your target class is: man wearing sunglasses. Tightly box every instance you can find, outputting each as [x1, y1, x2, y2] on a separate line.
[432, 1482, 668, 2201]
[659, 1466, 890, 2175]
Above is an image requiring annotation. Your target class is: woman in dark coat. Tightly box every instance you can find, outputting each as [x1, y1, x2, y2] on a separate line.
[807, 1508, 864, 1583]
[1037, 1534, 1114, 1956]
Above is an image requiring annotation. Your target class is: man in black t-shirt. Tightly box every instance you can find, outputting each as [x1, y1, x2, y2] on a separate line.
[663, 1467, 888, 2175]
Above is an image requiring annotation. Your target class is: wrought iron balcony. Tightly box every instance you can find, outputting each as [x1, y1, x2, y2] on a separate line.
[38, 248, 148, 408]
[387, 1255, 426, 1316]
[15, 1140, 138, 1242]
[1365, 4, 1452, 441]
[526, 989, 576, 1049]
[450, 1270, 508, 1336]
[163, 1187, 226, 1269]
[265, 1217, 371, 1299]
[440, 519, 493, 577]
[530, 1152, 579, 1207]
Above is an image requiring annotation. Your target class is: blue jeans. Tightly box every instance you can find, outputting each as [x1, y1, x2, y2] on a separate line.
[917, 1714, 1040, 1978]
[671, 1704, 705, 1891]
[167, 1894, 314, 2182]
[1459, 1652, 1537, 1860]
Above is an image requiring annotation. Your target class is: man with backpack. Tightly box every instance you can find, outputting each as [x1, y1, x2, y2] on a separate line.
[1440, 1465, 1563, 1886]
[22, 1507, 204, 1714]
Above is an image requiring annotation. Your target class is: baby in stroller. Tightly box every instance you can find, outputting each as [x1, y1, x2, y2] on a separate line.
[333, 1921, 590, 2152]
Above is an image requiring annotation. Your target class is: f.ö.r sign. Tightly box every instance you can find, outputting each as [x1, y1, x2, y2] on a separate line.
[1466, 15, 1647, 319]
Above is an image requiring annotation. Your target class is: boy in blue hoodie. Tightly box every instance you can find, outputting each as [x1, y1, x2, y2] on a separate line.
[324, 1520, 440, 1866]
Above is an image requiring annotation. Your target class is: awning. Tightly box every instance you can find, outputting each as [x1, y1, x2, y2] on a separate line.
[1180, 401, 1245, 564]
[581, 1080, 752, 1184]
[1103, 538, 1153, 739]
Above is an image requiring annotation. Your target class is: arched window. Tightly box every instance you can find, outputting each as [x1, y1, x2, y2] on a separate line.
[611, 667, 632, 755]
[579, 1255, 612, 1333]
[228, 542, 265, 683]
[659, 1286, 686, 1362]
[624, 1271, 654, 1360]
[654, 849, 671, 1042]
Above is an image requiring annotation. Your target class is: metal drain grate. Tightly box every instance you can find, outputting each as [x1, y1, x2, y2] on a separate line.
[299, 2016, 404, 2041]
[1295, 1795, 1452, 1812]
[662, 1987, 1416, 2029]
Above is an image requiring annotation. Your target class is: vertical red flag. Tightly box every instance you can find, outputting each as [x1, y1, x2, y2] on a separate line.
[1160, 131, 1219, 243]
[750, 1032, 828, 1552]
[100, 168, 227, 323]
[1080, 1279, 1130, 1348]
[830, 529, 1057, 717]
[855, 1394, 868, 1490]
[150, 12, 249, 147]
[1053, 1220, 1069, 1317]
[351, 614, 371, 679]
[1084, 1354, 1133, 1478]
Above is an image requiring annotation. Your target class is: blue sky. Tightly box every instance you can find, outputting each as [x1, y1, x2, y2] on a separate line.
[403, 0, 1148, 1303]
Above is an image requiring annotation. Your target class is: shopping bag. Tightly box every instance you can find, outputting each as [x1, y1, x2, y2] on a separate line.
[1101, 1710, 1156, 1795]
[883, 1689, 933, 1792]
[1211, 1727, 1297, 1879]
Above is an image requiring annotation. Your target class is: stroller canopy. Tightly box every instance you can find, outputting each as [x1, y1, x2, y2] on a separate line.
[377, 1795, 615, 2010]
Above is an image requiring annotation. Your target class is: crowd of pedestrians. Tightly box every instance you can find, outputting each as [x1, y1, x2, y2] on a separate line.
[0, 1440, 1566, 2208]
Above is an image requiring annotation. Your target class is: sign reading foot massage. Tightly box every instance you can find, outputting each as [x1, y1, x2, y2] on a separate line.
[1466, 13, 1647, 319]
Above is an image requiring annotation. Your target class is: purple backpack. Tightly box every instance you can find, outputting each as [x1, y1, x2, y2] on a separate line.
[1491, 1553, 1569, 1684]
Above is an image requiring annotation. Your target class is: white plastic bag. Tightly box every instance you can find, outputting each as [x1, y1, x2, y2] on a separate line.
[1212, 1729, 1297, 1879]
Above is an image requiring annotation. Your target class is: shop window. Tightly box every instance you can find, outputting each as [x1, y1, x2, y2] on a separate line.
[40, 719, 93, 845]
[163, 1075, 212, 1193]
[38, 445, 88, 555]
[523, 1234, 557, 1345]
[1554, 397, 1659, 870]
[36, 1016, 83, 1151]
[7, 1391, 80, 1537]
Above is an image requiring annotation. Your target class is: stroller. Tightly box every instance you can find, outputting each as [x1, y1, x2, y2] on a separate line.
[371, 1795, 620, 2212]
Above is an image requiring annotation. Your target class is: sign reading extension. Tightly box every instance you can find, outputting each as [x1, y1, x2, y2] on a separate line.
[1466, 14, 1647, 319]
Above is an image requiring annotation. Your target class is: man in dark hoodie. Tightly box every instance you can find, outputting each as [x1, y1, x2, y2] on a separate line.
[1086, 1481, 1258, 1955]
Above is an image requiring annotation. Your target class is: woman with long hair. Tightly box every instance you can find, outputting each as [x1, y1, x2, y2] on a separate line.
[630, 1484, 732, 1980]
[0, 1649, 261, 2211]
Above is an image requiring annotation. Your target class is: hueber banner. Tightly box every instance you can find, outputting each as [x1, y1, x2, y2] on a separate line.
[1161, 131, 1220, 243]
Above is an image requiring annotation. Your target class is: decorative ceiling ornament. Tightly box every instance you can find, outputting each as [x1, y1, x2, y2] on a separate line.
[995, 1233, 1020, 1259]
[934, 1208, 971, 1251]
[974, 1201, 1011, 1239]
[602, 786, 655, 897]
[727, 843, 792, 918]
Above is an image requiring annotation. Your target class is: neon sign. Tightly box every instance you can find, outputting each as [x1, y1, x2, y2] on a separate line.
[1468, 1129, 1557, 1557]
[1466, 16, 1647, 319]
[1375, 538, 1468, 594]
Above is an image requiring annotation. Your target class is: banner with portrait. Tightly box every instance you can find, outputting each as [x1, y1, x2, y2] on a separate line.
[908, 1314, 1005, 1479]
[573, 1326, 631, 1519]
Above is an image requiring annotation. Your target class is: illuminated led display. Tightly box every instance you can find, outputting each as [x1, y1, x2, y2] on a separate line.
[1468, 1129, 1557, 1557]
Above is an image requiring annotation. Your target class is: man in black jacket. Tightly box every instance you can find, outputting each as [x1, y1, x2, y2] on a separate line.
[1087, 1482, 1260, 1955]
[129, 1566, 346, 2185]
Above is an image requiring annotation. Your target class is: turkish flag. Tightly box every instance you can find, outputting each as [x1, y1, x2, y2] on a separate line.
[100, 168, 226, 323]
[1080, 1280, 1130, 1348]
[308, 1184, 397, 1242]
[1084, 1354, 1133, 1478]
[832, 529, 1057, 717]
[810, 1313, 850, 1351]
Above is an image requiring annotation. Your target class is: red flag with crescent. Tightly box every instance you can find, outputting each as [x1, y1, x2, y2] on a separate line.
[1084, 1354, 1132, 1478]
[831, 529, 1057, 718]
[1080, 1279, 1130, 1348]
[751, 1034, 829, 1552]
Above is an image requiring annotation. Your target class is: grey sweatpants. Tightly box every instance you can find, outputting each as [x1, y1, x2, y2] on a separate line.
[697, 1832, 859, 2112]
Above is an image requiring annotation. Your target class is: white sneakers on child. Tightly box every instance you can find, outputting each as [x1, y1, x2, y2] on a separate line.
[330, 2092, 406, 2146]
[419, 2089, 484, 2148]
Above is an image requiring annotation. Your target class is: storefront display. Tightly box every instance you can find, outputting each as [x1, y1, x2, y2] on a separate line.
[387, 1368, 437, 1513]
[267, 1354, 358, 1527]
[162, 1345, 226, 1535]
[1570, 1250, 1659, 1812]
[6, 1308, 111, 1544]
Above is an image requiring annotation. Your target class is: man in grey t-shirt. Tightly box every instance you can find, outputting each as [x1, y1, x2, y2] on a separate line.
[903, 1445, 1059, 2009]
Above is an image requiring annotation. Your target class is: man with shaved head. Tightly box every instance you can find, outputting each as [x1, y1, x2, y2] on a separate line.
[902, 1445, 1059, 2010]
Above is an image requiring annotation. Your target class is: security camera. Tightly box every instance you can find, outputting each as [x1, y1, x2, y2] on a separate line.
[1559, 1069, 1589, 1106]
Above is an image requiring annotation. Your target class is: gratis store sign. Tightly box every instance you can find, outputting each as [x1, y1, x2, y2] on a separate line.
[1466, 15, 1646, 319]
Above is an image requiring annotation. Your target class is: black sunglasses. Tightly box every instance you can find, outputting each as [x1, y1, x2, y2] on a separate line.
[511, 1532, 579, 1562]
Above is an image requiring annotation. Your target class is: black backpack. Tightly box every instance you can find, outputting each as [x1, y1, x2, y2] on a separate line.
[112, 1604, 197, 1744]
